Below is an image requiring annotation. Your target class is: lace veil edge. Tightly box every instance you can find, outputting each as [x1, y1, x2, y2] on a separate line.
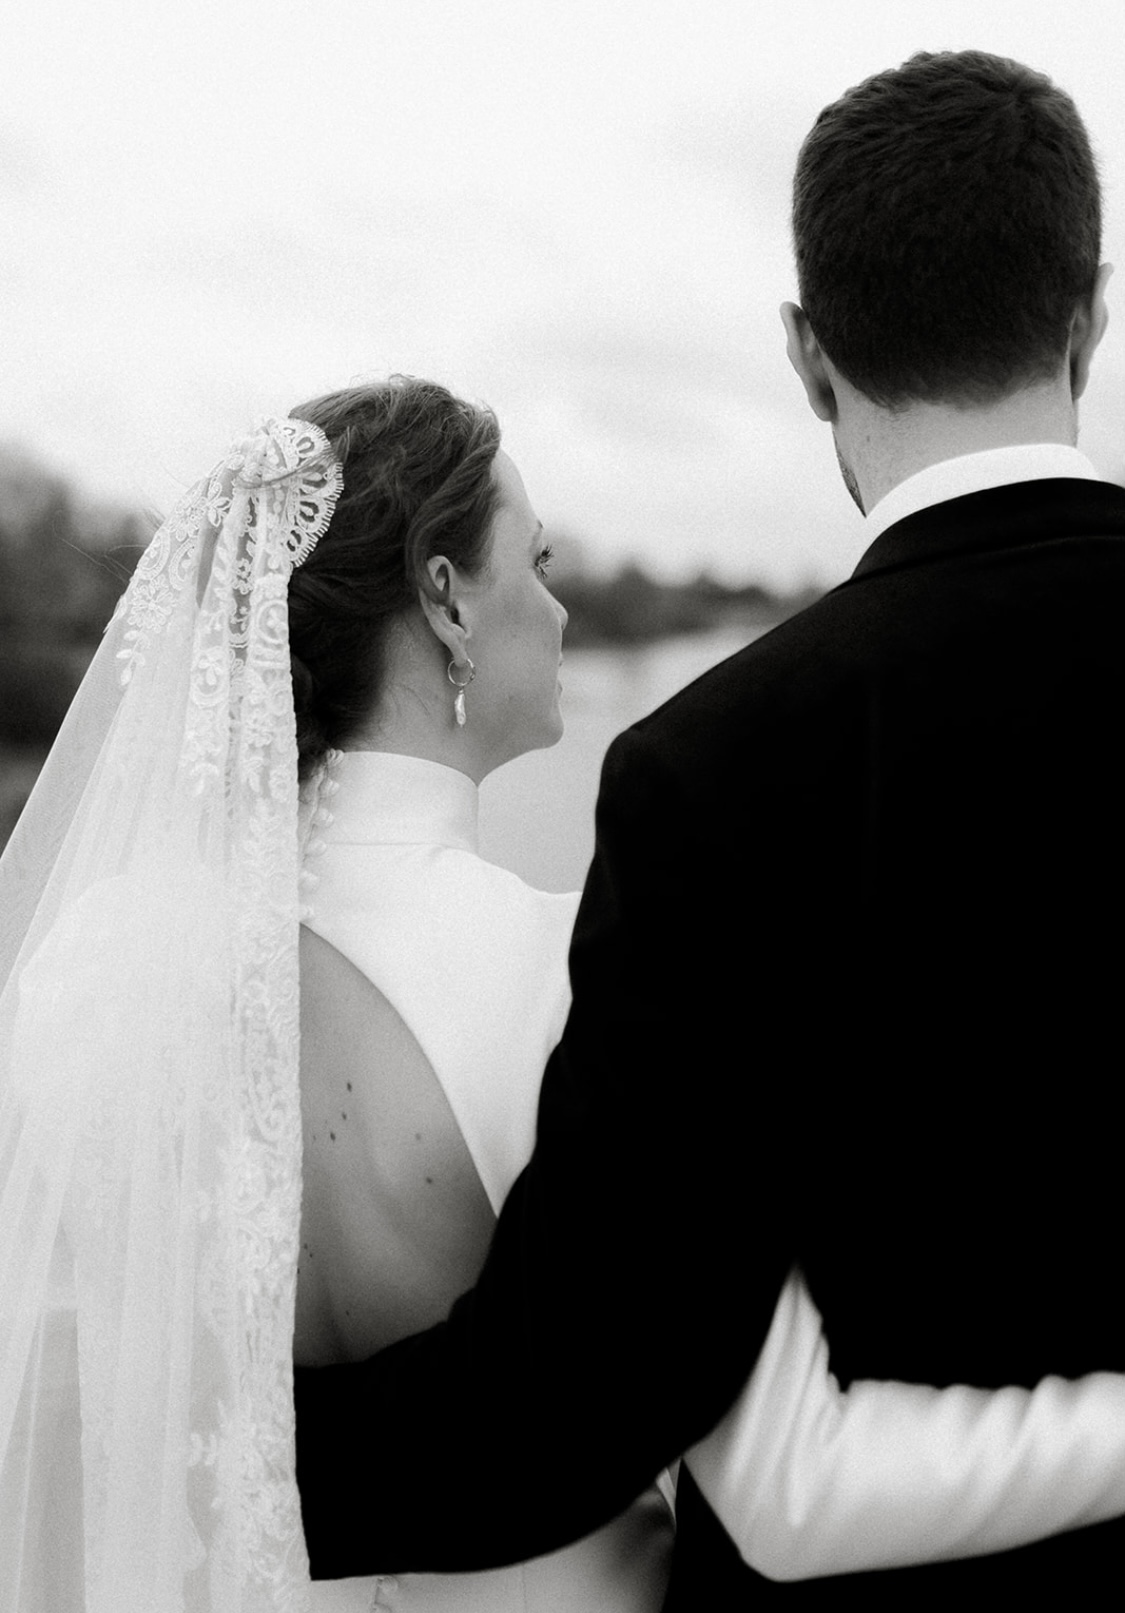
[0, 416, 342, 1612]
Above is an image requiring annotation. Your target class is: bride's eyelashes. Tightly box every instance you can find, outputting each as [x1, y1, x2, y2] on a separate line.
[535, 543, 554, 579]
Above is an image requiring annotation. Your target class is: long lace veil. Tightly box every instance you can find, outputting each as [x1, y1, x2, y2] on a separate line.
[0, 417, 342, 1611]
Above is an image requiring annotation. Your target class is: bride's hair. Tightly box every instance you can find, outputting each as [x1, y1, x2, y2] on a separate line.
[285, 375, 501, 778]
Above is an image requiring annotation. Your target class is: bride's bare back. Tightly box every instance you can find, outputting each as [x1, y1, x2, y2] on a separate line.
[295, 927, 496, 1367]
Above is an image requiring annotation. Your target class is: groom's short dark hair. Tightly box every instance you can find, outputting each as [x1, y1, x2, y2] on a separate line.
[793, 50, 1102, 407]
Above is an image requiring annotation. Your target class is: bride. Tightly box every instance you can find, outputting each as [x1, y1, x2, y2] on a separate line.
[2, 377, 1125, 1612]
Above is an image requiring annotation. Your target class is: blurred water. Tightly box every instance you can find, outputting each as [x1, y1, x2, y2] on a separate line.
[0, 626, 769, 880]
[478, 625, 765, 893]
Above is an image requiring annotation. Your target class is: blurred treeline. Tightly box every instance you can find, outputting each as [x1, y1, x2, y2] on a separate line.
[0, 446, 152, 846]
[0, 445, 820, 848]
[546, 535, 822, 646]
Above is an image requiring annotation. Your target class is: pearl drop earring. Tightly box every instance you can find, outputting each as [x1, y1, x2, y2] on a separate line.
[446, 656, 476, 727]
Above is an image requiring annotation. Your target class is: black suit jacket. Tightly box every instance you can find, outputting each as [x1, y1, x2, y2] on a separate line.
[296, 478, 1125, 1602]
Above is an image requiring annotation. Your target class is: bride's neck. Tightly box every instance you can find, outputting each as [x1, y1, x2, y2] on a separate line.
[345, 724, 486, 785]
[344, 628, 493, 786]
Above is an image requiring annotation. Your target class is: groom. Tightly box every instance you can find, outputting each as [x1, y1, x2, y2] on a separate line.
[296, 51, 1125, 1599]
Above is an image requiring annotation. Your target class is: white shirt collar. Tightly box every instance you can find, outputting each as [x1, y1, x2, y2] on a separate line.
[864, 444, 1101, 541]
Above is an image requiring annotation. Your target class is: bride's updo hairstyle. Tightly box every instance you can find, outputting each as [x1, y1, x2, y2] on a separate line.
[285, 376, 501, 779]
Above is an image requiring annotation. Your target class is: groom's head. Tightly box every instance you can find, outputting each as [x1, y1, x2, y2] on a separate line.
[790, 50, 1103, 409]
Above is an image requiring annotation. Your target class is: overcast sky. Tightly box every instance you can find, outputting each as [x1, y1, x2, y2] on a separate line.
[4, 0, 1124, 587]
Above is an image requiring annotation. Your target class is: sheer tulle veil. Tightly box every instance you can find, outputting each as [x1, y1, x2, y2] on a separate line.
[0, 418, 342, 1610]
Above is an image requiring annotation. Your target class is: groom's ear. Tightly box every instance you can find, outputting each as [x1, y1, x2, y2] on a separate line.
[1069, 261, 1113, 400]
[781, 301, 838, 423]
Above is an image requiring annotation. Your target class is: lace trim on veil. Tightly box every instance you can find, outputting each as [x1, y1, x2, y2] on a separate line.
[0, 416, 341, 1611]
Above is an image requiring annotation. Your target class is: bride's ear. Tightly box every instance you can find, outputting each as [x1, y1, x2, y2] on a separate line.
[419, 555, 472, 661]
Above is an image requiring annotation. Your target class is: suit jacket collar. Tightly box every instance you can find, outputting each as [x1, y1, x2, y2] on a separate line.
[849, 477, 1125, 585]
[862, 443, 1101, 539]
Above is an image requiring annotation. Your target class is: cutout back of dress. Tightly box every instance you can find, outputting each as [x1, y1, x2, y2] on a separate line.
[296, 927, 496, 1366]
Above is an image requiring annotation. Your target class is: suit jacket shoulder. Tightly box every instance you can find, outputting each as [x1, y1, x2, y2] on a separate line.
[625, 475, 1125, 779]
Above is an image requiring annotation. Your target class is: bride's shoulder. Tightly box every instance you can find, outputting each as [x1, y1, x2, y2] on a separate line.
[402, 839, 576, 923]
[464, 849, 579, 920]
[440, 848, 580, 964]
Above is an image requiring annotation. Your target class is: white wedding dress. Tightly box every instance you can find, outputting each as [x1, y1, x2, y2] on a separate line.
[298, 749, 1125, 1610]
[300, 749, 674, 1613]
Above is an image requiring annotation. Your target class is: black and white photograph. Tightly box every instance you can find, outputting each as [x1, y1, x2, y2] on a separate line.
[2, 2, 1124, 1607]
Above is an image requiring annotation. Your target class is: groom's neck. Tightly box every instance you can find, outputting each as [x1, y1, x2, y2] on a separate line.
[834, 370, 1080, 515]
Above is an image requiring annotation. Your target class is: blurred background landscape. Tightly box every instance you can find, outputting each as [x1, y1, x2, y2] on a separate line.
[0, 441, 819, 870]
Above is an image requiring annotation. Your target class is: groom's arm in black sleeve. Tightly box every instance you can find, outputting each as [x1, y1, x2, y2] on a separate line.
[297, 680, 808, 1575]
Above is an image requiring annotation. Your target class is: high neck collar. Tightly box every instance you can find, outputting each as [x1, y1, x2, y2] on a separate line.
[322, 750, 480, 852]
